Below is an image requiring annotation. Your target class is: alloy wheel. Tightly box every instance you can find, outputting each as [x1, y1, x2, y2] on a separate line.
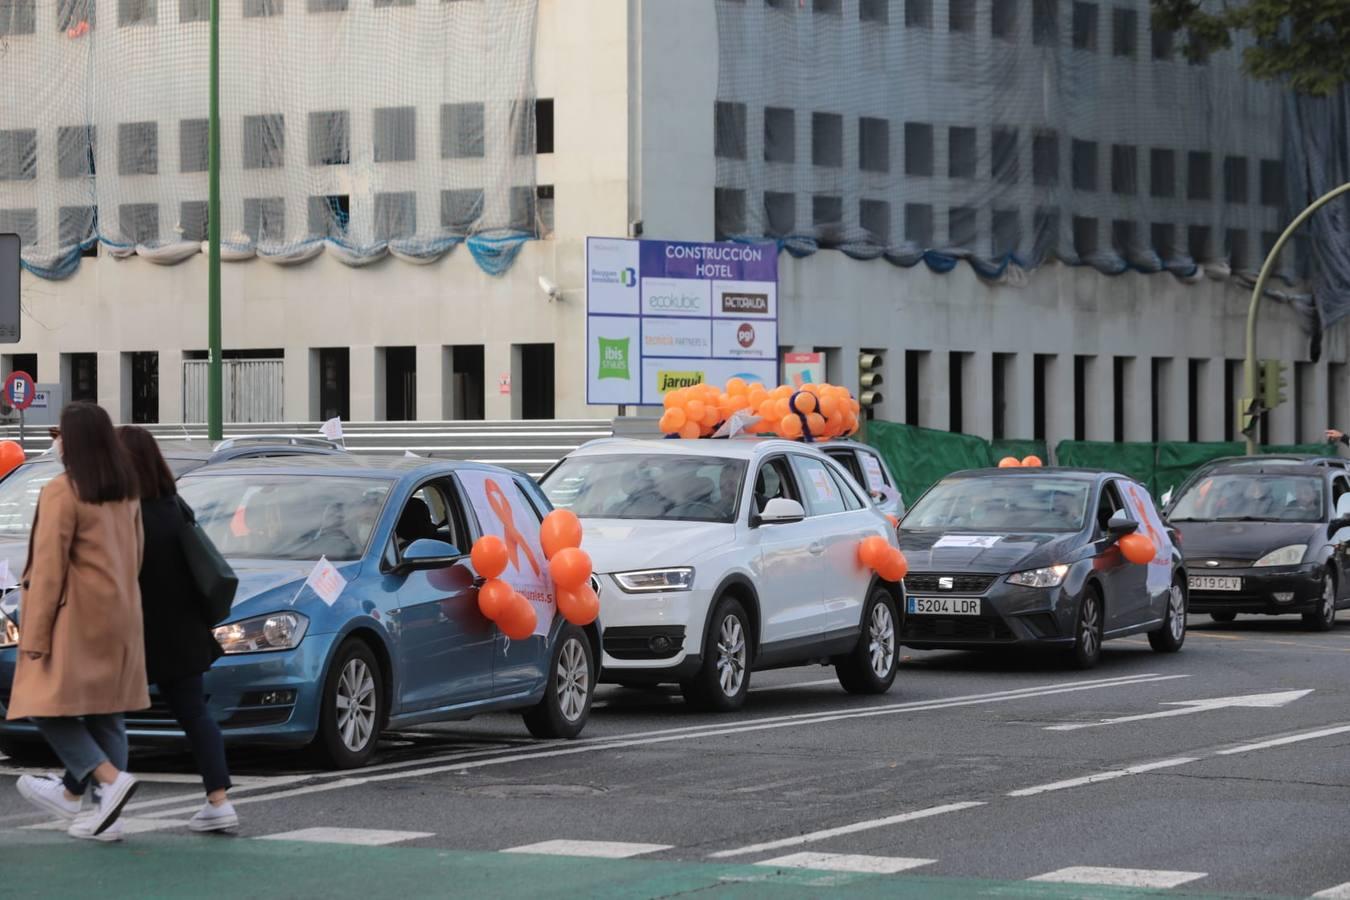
[1080, 595, 1100, 658]
[1323, 578, 1337, 626]
[1168, 584, 1186, 642]
[868, 602, 896, 678]
[557, 637, 589, 723]
[716, 616, 747, 697]
[335, 658, 377, 753]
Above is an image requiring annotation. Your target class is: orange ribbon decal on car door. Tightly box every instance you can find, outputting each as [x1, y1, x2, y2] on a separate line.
[485, 478, 542, 578]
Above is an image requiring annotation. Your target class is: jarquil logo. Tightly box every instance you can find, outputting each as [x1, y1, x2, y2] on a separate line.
[597, 337, 630, 380]
[658, 370, 704, 391]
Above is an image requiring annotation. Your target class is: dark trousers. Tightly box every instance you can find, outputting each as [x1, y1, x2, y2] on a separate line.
[64, 674, 232, 796]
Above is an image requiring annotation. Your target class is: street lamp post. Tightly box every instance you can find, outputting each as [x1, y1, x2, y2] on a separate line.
[207, 0, 223, 441]
[1243, 181, 1350, 455]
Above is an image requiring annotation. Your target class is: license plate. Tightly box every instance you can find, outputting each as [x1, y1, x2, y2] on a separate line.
[907, 596, 981, 616]
[1188, 575, 1242, 592]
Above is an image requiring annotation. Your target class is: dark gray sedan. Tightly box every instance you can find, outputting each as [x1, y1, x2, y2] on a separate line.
[898, 468, 1187, 667]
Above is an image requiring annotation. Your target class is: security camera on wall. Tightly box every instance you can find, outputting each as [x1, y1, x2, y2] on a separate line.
[538, 276, 562, 302]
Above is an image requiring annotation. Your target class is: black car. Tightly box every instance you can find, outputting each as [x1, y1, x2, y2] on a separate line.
[898, 468, 1187, 667]
[1161, 454, 1347, 508]
[1166, 462, 1349, 630]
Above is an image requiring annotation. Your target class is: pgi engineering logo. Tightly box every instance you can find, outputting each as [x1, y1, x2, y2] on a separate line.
[592, 266, 637, 288]
[597, 337, 631, 380]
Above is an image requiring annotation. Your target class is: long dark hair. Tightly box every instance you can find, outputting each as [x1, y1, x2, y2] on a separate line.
[59, 403, 136, 504]
[117, 425, 176, 501]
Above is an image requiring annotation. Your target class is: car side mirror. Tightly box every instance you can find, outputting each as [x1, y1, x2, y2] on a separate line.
[1106, 509, 1138, 539]
[397, 538, 462, 573]
[757, 497, 806, 525]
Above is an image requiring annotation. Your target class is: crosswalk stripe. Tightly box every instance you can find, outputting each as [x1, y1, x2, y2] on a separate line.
[1029, 867, 1207, 889]
[756, 852, 935, 875]
[1313, 883, 1350, 898]
[502, 839, 673, 859]
[256, 827, 432, 846]
[23, 816, 190, 834]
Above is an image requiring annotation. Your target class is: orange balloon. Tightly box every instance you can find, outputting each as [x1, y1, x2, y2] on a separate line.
[664, 406, 687, 429]
[817, 394, 838, 418]
[540, 509, 583, 560]
[685, 399, 705, 422]
[726, 377, 748, 396]
[1118, 532, 1156, 565]
[1021, 455, 1043, 468]
[477, 578, 513, 620]
[806, 412, 826, 435]
[498, 592, 538, 640]
[549, 546, 593, 590]
[857, 534, 889, 569]
[678, 421, 701, 440]
[779, 414, 803, 438]
[791, 391, 818, 415]
[0, 441, 23, 479]
[557, 583, 600, 626]
[701, 404, 723, 426]
[998, 456, 1021, 468]
[663, 389, 686, 409]
[470, 535, 509, 580]
[885, 514, 899, 528]
[877, 547, 909, 582]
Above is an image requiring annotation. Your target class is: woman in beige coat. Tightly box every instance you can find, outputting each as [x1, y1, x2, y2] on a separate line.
[9, 402, 146, 841]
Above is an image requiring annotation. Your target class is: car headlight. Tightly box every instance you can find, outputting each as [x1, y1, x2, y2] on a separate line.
[213, 612, 309, 654]
[1007, 564, 1069, 588]
[1253, 545, 1307, 567]
[0, 615, 17, 648]
[613, 568, 695, 593]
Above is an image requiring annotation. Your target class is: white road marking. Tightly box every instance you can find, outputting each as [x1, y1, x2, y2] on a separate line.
[1006, 758, 1199, 797]
[756, 852, 935, 874]
[257, 826, 433, 846]
[502, 839, 672, 859]
[1215, 723, 1350, 756]
[1045, 690, 1313, 731]
[1313, 882, 1350, 898]
[749, 678, 842, 693]
[1028, 866, 1207, 889]
[708, 802, 985, 859]
[0, 762, 282, 787]
[24, 816, 190, 834]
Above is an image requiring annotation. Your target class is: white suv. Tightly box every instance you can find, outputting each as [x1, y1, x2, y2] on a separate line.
[539, 437, 903, 711]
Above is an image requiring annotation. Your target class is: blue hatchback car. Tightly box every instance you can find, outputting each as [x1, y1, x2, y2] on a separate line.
[0, 456, 600, 769]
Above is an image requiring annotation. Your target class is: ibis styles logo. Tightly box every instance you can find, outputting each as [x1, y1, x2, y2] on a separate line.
[597, 337, 630, 380]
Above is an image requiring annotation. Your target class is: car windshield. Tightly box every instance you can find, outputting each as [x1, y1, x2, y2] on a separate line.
[541, 454, 746, 523]
[178, 474, 391, 561]
[0, 461, 62, 536]
[1169, 473, 1324, 523]
[904, 476, 1092, 532]
[164, 457, 206, 477]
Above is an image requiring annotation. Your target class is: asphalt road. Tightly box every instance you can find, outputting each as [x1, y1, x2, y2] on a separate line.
[3, 613, 1350, 899]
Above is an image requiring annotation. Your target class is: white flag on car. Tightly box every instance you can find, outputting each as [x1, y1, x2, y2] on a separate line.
[304, 556, 347, 606]
[319, 417, 344, 441]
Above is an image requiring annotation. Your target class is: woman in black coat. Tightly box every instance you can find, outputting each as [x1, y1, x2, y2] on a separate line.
[118, 426, 238, 833]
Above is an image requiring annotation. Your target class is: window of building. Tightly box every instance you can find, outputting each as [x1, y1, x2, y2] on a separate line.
[1032, 129, 1058, 186]
[304, 194, 348, 237]
[1187, 225, 1211, 261]
[992, 127, 1018, 183]
[714, 101, 747, 160]
[1224, 156, 1248, 204]
[859, 0, 887, 23]
[812, 112, 842, 167]
[535, 99, 554, 155]
[0, 130, 34, 182]
[1034, 206, 1060, 258]
[813, 0, 842, 14]
[57, 125, 95, 178]
[180, 118, 208, 173]
[0, 209, 36, 246]
[0, 0, 37, 35]
[536, 185, 554, 238]
[117, 0, 154, 26]
[949, 0, 973, 32]
[765, 192, 795, 237]
[242, 114, 284, 169]
[1032, 0, 1056, 44]
[992, 209, 1020, 256]
[1073, 215, 1098, 257]
[905, 202, 933, 246]
[308, 111, 349, 166]
[949, 352, 967, 432]
[508, 186, 535, 232]
[1112, 356, 1128, 441]
[764, 107, 795, 164]
[904, 121, 933, 176]
[938, 126, 974, 181]
[992, 352, 1012, 438]
[307, 0, 346, 11]
[1152, 26, 1173, 59]
[715, 188, 746, 238]
[860, 199, 891, 243]
[373, 106, 416, 162]
[59, 205, 96, 251]
[1151, 222, 1176, 258]
[57, 0, 95, 30]
[439, 189, 482, 235]
[179, 0, 207, 20]
[905, 0, 930, 28]
[374, 192, 416, 241]
[949, 205, 976, 246]
[178, 200, 207, 242]
[1071, 1, 1096, 50]
[1150, 147, 1175, 197]
[67, 353, 97, 404]
[1187, 150, 1212, 200]
[243, 0, 280, 16]
[859, 117, 890, 173]
[991, 0, 1015, 40]
[1111, 219, 1135, 255]
[442, 102, 485, 159]
[118, 122, 157, 175]
[1259, 158, 1283, 207]
[1071, 139, 1097, 191]
[373, 0, 412, 7]
[1110, 143, 1136, 194]
[1111, 6, 1135, 57]
[1073, 355, 1089, 439]
[813, 194, 843, 226]
[119, 203, 158, 244]
[1226, 228, 1249, 270]
[243, 197, 285, 243]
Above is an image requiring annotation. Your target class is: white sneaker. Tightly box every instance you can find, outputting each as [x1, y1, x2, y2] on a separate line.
[87, 772, 137, 836]
[68, 813, 124, 843]
[188, 800, 239, 833]
[16, 774, 83, 820]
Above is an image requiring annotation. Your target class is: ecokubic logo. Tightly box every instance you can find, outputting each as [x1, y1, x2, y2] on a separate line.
[592, 266, 637, 288]
[647, 292, 702, 312]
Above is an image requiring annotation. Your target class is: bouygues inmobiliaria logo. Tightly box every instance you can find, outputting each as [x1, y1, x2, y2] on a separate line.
[592, 265, 637, 288]
[596, 337, 631, 380]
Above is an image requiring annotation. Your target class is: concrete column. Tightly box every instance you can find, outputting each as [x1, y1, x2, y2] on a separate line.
[1307, 362, 1330, 444]
[1269, 360, 1296, 445]
[416, 344, 450, 421]
[37, 351, 60, 392]
[1296, 362, 1320, 443]
[919, 351, 950, 431]
[1159, 358, 1187, 441]
[158, 349, 184, 424]
[1123, 357, 1151, 442]
[967, 352, 994, 439]
[97, 351, 128, 423]
[1006, 352, 1035, 439]
[1196, 359, 1225, 442]
[1046, 354, 1075, 450]
[1084, 355, 1112, 441]
[349, 345, 380, 422]
[483, 341, 515, 420]
[284, 346, 315, 423]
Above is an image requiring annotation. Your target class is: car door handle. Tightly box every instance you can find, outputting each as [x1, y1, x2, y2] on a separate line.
[807, 542, 826, 555]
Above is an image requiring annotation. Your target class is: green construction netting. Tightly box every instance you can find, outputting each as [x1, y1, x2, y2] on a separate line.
[864, 420, 992, 504]
[1055, 441, 1160, 491]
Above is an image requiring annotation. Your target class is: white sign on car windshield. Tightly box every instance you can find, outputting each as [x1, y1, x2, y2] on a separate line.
[807, 466, 835, 504]
[934, 535, 1002, 549]
[457, 469, 554, 637]
[861, 454, 887, 491]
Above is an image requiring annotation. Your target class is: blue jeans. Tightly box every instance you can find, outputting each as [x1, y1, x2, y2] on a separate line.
[32, 713, 127, 788]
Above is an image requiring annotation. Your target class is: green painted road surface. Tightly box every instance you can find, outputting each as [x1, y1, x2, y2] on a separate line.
[1, 832, 1273, 900]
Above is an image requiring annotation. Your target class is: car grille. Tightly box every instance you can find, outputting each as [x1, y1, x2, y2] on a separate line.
[905, 573, 997, 594]
[902, 616, 1015, 642]
[1185, 558, 1253, 569]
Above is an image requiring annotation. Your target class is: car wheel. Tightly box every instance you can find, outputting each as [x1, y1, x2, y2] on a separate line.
[835, 587, 899, 695]
[312, 639, 384, 769]
[1148, 575, 1187, 653]
[1210, 612, 1237, 623]
[0, 736, 56, 766]
[1302, 572, 1337, 632]
[523, 625, 595, 739]
[1067, 587, 1104, 669]
[680, 597, 752, 712]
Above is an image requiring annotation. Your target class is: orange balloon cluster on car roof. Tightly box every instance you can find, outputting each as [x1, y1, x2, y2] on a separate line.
[657, 379, 862, 441]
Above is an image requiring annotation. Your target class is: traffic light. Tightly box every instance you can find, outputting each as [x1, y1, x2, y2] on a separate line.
[1260, 359, 1288, 412]
[859, 350, 884, 416]
[1238, 396, 1259, 437]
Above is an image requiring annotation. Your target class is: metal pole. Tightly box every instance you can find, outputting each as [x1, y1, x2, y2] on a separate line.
[207, 0, 223, 441]
[1244, 181, 1350, 455]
